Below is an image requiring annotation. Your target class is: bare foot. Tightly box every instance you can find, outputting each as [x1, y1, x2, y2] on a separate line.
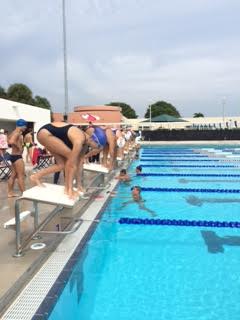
[68, 189, 80, 200]
[78, 186, 86, 193]
[30, 174, 45, 187]
[8, 193, 20, 198]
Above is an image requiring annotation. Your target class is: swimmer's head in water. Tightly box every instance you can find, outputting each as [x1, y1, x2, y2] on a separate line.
[120, 169, 127, 175]
[131, 186, 141, 192]
[136, 165, 142, 173]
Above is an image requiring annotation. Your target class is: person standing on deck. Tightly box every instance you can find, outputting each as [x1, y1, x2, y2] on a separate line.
[0, 129, 8, 159]
[7, 119, 27, 197]
[24, 128, 34, 163]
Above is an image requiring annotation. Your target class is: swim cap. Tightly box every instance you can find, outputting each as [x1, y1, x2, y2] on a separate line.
[131, 186, 141, 191]
[16, 119, 27, 127]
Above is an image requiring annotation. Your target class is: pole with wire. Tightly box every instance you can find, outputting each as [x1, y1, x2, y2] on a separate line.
[62, 0, 69, 122]
[222, 97, 226, 129]
[149, 104, 152, 131]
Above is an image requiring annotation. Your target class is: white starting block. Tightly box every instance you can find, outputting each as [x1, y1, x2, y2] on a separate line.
[4, 210, 31, 231]
[13, 183, 84, 257]
[22, 183, 78, 207]
[83, 163, 109, 173]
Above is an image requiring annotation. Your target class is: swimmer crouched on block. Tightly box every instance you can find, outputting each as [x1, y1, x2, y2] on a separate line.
[85, 125, 116, 170]
[30, 122, 99, 199]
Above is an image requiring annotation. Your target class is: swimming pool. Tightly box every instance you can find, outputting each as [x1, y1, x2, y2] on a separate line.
[48, 146, 240, 320]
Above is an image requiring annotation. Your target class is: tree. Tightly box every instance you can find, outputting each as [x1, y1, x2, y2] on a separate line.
[0, 86, 7, 98]
[106, 102, 138, 118]
[144, 101, 180, 118]
[7, 83, 34, 105]
[193, 112, 204, 118]
[34, 95, 52, 110]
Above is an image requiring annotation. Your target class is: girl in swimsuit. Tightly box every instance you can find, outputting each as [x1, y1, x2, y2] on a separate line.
[30, 122, 98, 199]
[85, 126, 116, 170]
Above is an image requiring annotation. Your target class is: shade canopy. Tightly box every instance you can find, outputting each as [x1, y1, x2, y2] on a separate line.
[142, 114, 187, 122]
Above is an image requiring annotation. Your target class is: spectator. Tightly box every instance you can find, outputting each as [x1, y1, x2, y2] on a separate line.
[24, 128, 34, 163]
[7, 119, 27, 197]
[0, 129, 8, 159]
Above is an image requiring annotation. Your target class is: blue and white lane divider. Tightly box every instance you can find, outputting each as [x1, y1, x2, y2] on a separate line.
[141, 155, 208, 158]
[140, 187, 240, 193]
[140, 159, 234, 162]
[142, 150, 196, 152]
[142, 149, 194, 151]
[119, 218, 240, 228]
[138, 173, 240, 177]
[140, 164, 238, 168]
[142, 152, 198, 154]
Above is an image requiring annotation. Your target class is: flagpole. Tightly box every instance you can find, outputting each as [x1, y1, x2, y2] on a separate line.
[62, 0, 69, 122]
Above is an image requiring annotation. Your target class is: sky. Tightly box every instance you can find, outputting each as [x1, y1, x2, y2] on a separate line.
[1, 0, 240, 118]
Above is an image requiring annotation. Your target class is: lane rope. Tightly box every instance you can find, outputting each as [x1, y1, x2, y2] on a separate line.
[118, 218, 240, 228]
[140, 164, 238, 168]
[140, 187, 240, 193]
[138, 173, 240, 177]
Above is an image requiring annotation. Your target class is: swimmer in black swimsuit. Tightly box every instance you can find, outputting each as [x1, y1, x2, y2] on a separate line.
[30, 122, 98, 199]
[8, 119, 27, 197]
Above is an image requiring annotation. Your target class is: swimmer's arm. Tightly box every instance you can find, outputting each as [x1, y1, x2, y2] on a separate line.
[76, 156, 84, 190]
[66, 141, 84, 190]
[138, 202, 157, 217]
[120, 200, 133, 208]
[84, 147, 102, 159]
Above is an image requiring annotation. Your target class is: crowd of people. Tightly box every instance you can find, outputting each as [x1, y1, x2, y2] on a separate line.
[1, 119, 140, 199]
[0, 118, 157, 216]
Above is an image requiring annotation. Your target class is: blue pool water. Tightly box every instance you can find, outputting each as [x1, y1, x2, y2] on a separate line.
[49, 146, 240, 320]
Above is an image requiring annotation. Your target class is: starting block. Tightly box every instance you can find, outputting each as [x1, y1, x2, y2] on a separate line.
[83, 163, 109, 173]
[22, 183, 78, 207]
[13, 183, 82, 257]
[4, 210, 32, 231]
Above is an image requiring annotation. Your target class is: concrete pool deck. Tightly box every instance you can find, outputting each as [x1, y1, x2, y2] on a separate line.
[0, 165, 102, 316]
[1, 174, 119, 319]
[1, 141, 240, 317]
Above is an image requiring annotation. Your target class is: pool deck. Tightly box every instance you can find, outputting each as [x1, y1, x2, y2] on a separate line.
[0, 164, 100, 316]
[1, 141, 239, 317]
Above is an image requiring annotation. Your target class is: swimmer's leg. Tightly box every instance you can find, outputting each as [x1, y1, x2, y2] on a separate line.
[119, 200, 134, 209]
[30, 154, 65, 187]
[139, 202, 157, 217]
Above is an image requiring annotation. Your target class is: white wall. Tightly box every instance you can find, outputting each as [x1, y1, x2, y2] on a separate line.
[124, 116, 240, 130]
[0, 98, 51, 139]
